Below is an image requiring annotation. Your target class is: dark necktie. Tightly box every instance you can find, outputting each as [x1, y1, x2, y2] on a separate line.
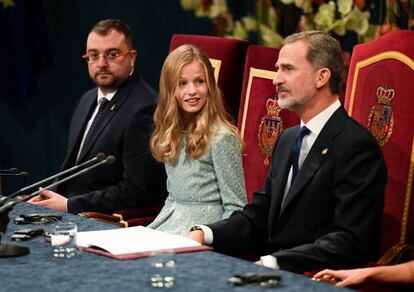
[291, 126, 310, 181]
[82, 97, 109, 151]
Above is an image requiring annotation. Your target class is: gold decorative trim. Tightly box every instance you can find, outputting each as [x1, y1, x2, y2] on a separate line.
[348, 51, 414, 117]
[400, 137, 414, 243]
[240, 67, 276, 139]
[209, 58, 222, 82]
[112, 213, 129, 228]
[348, 50, 414, 244]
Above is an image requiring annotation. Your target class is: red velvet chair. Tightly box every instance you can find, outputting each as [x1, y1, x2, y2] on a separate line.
[345, 30, 414, 264]
[169, 34, 249, 120]
[237, 45, 299, 202]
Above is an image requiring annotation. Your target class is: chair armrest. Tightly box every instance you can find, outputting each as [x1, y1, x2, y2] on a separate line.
[377, 243, 414, 266]
[79, 211, 128, 228]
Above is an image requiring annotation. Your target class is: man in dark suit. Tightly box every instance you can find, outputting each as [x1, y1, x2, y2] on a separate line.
[29, 19, 166, 214]
[189, 31, 387, 273]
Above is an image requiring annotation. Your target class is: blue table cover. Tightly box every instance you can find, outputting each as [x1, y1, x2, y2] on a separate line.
[0, 201, 349, 291]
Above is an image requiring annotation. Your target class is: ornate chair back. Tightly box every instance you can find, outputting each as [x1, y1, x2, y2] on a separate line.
[238, 45, 299, 202]
[344, 30, 414, 264]
[169, 34, 249, 120]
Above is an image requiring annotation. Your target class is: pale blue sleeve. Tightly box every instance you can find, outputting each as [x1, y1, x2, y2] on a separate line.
[211, 132, 247, 218]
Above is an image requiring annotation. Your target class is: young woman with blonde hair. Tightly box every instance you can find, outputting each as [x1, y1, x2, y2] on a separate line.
[147, 44, 247, 235]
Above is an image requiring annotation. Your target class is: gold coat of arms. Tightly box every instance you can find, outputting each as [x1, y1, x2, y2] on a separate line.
[367, 86, 395, 146]
[258, 98, 283, 165]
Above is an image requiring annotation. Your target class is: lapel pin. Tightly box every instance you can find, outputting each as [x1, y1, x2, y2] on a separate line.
[110, 104, 116, 111]
[321, 148, 328, 155]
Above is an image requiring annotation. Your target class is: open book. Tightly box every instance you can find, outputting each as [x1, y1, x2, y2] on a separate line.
[76, 226, 212, 260]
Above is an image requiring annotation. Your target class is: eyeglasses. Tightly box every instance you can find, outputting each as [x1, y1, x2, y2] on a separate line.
[82, 51, 131, 63]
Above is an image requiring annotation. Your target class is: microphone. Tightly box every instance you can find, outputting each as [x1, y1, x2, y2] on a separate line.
[4, 153, 106, 200]
[0, 168, 29, 176]
[0, 171, 29, 177]
[0, 155, 116, 214]
[0, 168, 19, 174]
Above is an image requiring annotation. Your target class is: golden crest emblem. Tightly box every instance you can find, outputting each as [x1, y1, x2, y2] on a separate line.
[258, 98, 283, 165]
[367, 86, 395, 146]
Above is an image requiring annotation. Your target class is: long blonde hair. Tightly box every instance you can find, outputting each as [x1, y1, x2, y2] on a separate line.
[150, 44, 239, 163]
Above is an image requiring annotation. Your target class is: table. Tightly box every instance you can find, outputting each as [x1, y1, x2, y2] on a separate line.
[0, 202, 348, 291]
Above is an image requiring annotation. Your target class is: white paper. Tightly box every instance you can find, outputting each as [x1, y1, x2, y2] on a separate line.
[76, 226, 201, 255]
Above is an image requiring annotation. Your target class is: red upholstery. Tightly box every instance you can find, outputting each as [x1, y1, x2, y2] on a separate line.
[169, 34, 249, 119]
[344, 30, 414, 260]
[113, 203, 164, 227]
[238, 45, 299, 202]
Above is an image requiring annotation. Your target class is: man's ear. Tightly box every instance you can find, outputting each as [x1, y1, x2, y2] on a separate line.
[129, 50, 138, 68]
[315, 68, 331, 89]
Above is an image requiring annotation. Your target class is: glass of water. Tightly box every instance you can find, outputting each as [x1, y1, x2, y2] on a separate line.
[149, 250, 176, 288]
[50, 222, 77, 258]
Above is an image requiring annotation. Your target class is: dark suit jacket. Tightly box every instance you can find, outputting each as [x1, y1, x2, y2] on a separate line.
[209, 106, 387, 273]
[57, 73, 166, 214]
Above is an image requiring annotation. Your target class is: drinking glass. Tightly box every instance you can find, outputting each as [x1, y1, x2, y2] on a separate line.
[50, 222, 77, 258]
[148, 250, 176, 288]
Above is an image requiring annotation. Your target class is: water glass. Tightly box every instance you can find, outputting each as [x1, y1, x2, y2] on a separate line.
[149, 250, 176, 288]
[51, 222, 77, 258]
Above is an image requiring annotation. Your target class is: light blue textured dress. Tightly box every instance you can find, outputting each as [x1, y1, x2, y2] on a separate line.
[147, 125, 247, 235]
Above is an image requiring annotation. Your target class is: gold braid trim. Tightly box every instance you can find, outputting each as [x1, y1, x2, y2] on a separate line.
[348, 51, 414, 116]
[400, 137, 414, 243]
[240, 67, 276, 140]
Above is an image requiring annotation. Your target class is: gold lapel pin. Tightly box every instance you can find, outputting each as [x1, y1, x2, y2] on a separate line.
[321, 148, 328, 155]
[110, 104, 116, 111]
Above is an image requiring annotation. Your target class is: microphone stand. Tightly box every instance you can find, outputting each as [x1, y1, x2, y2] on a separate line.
[0, 155, 115, 258]
[0, 153, 105, 206]
[0, 169, 29, 198]
[0, 172, 29, 177]
[0, 168, 20, 175]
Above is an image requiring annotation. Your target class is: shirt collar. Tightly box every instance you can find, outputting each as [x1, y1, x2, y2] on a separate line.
[301, 99, 341, 136]
[97, 88, 117, 104]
